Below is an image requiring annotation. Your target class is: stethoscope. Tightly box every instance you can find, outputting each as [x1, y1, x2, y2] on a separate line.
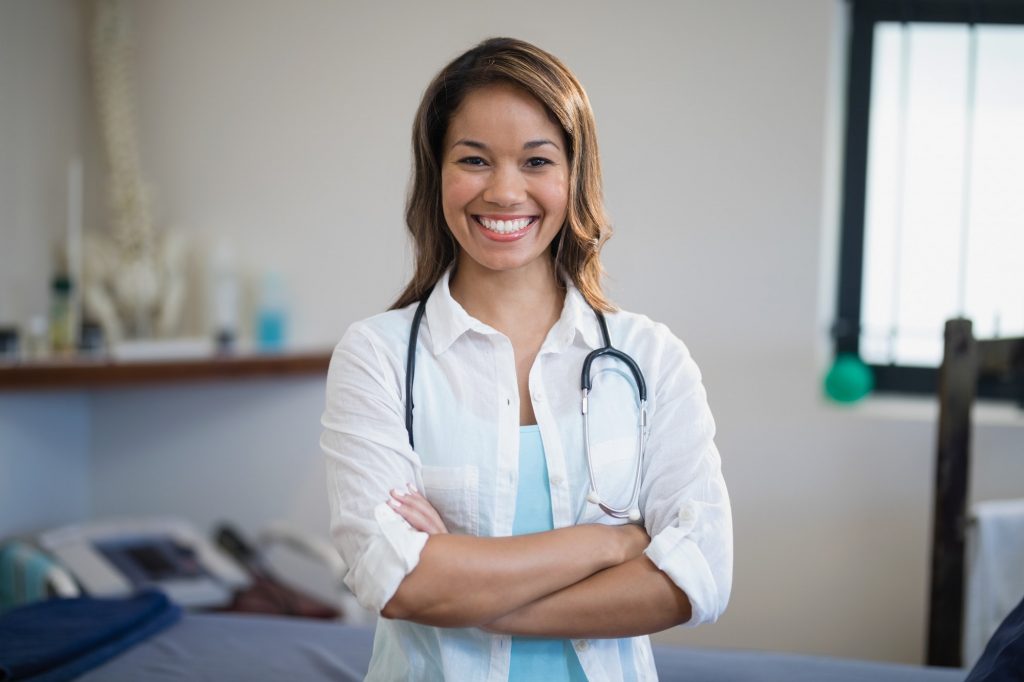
[404, 285, 649, 522]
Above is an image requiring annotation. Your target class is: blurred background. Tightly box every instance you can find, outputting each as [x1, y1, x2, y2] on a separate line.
[1, 0, 1021, 666]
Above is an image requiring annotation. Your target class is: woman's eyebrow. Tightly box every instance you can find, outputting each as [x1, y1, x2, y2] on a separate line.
[450, 138, 561, 151]
[524, 139, 559, 151]
[452, 138, 486, 151]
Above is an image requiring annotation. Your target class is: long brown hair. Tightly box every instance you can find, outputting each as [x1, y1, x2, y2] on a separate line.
[390, 37, 615, 312]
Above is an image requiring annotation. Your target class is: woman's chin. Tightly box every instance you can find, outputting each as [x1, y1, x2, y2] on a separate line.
[461, 251, 553, 277]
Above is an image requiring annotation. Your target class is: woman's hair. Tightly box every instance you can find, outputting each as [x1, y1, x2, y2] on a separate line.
[390, 37, 615, 311]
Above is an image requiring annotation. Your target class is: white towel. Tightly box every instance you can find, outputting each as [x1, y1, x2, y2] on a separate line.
[964, 498, 1024, 666]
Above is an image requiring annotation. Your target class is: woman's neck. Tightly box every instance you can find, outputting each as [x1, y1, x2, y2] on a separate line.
[449, 256, 565, 338]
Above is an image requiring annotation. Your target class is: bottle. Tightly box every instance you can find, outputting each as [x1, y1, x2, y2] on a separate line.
[49, 275, 74, 355]
[209, 242, 240, 353]
[78, 320, 105, 357]
[27, 315, 50, 360]
[256, 272, 287, 353]
[0, 326, 18, 362]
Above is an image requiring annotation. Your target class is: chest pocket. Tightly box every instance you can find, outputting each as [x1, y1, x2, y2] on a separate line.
[420, 465, 480, 536]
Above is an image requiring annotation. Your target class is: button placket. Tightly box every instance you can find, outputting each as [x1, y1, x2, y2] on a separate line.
[492, 335, 519, 537]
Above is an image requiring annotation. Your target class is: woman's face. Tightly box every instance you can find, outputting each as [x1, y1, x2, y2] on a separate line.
[441, 83, 569, 279]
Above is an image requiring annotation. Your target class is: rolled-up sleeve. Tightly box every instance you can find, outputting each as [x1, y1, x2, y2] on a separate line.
[640, 330, 732, 626]
[321, 323, 429, 613]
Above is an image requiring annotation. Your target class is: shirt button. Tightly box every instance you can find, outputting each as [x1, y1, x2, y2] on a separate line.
[574, 640, 589, 652]
[532, 390, 543, 402]
[550, 475, 564, 487]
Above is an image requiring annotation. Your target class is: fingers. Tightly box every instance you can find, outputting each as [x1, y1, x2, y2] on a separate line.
[393, 490, 448, 534]
[387, 485, 450, 535]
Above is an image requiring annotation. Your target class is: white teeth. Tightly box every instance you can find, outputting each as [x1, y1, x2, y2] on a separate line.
[478, 217, 533, 234]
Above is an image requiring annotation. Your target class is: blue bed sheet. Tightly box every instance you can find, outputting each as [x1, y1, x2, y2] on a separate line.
[78, 612, 967, 682]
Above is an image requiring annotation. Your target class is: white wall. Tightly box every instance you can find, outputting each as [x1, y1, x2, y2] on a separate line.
[89, 378, 328, 536]
[0, 0, 92, 328]
[0, 0, 94, 538]
[2, 0, 1022, 665]
[0, 392, 91, 537]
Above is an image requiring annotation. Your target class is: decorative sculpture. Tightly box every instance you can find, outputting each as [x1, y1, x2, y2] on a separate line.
[83, 0, 187, 344]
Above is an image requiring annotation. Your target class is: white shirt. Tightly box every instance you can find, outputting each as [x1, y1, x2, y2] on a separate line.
[322, 268, 732, 681]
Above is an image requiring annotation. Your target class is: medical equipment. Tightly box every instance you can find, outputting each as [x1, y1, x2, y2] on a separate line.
[37, 517, 250, 608]
[213, 524, 340, 619]
[16, 517, 364, 621]
[405, 289, 649, 521]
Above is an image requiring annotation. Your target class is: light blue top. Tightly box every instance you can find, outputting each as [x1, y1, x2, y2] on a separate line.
[509, 425, 588, 682]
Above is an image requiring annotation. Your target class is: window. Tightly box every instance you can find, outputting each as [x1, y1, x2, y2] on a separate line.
[836, 0, 1024, 399]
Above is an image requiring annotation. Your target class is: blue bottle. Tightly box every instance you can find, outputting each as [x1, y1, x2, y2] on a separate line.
[256, 272, 287, 353]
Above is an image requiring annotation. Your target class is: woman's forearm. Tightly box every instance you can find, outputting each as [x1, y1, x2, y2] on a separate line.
[482, 555, 692, 638]
[381, 524, 643, 628]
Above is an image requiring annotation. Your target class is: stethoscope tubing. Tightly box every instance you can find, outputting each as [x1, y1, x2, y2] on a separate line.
[405, 286, 648, 522]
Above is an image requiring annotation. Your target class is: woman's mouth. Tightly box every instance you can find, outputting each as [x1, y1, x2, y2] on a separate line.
[474, 215, 538, 241]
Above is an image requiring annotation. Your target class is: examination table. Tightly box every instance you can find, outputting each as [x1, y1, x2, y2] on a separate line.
[75, 612, 968, 682]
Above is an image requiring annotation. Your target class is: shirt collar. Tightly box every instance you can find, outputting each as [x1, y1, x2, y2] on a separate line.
[423, 266, 605, 356]
[550, 275, 605, 353]
[423, 268, 483, 356]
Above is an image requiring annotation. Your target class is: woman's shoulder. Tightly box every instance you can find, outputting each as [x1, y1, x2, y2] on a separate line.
[331, 304, 418, 361]
[598, 307, 707, 398]
[342, 304, 418, 344]
[602, 307, 693, 363]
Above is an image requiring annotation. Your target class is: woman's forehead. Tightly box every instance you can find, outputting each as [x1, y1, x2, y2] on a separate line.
[444, 83, 566, 153]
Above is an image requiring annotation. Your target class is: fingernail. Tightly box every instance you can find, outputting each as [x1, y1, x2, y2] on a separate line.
[407, 483, 418, 493]
[388, 498, 402, 508]
[391, 488, 407, 498]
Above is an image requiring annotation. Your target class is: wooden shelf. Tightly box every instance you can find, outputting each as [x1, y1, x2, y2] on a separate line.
[0, 351, 332, 390]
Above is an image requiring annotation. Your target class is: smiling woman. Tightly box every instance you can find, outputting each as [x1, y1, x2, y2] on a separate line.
[321, 37, 732, 682]
[394, 37, 613, 315]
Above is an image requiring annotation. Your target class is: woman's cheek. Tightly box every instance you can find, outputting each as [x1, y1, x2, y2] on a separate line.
[532, 176, 568, 222]
[442, 169, 481, 208]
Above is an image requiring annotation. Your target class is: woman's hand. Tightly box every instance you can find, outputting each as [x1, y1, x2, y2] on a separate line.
[389, 484, 449, 534]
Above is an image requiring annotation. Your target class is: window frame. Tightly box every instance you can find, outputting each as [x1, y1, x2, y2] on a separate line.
[836, 0, 1024, 400]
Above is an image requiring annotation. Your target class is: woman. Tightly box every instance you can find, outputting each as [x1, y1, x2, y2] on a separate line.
[322, 37, 731, 681]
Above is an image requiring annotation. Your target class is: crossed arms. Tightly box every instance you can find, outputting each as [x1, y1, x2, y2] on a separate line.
[379, 487, 692, 637]
[323, 325, 728, 636]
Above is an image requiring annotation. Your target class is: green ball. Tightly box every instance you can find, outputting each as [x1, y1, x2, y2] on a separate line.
[824, 354, 874, 403]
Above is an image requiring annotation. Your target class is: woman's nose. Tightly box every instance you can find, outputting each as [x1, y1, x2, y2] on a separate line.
[482, 165, 526, 207]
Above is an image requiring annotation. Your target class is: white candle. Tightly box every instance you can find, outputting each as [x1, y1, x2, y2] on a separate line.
[67, 157, 83, 347]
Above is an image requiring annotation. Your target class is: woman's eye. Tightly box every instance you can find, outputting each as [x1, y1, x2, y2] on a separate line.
[458, 156, 487, 167]
[525, 157, 553, 168]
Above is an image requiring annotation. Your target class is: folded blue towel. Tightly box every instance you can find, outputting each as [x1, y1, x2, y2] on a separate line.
[0, 589, 181, 682]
